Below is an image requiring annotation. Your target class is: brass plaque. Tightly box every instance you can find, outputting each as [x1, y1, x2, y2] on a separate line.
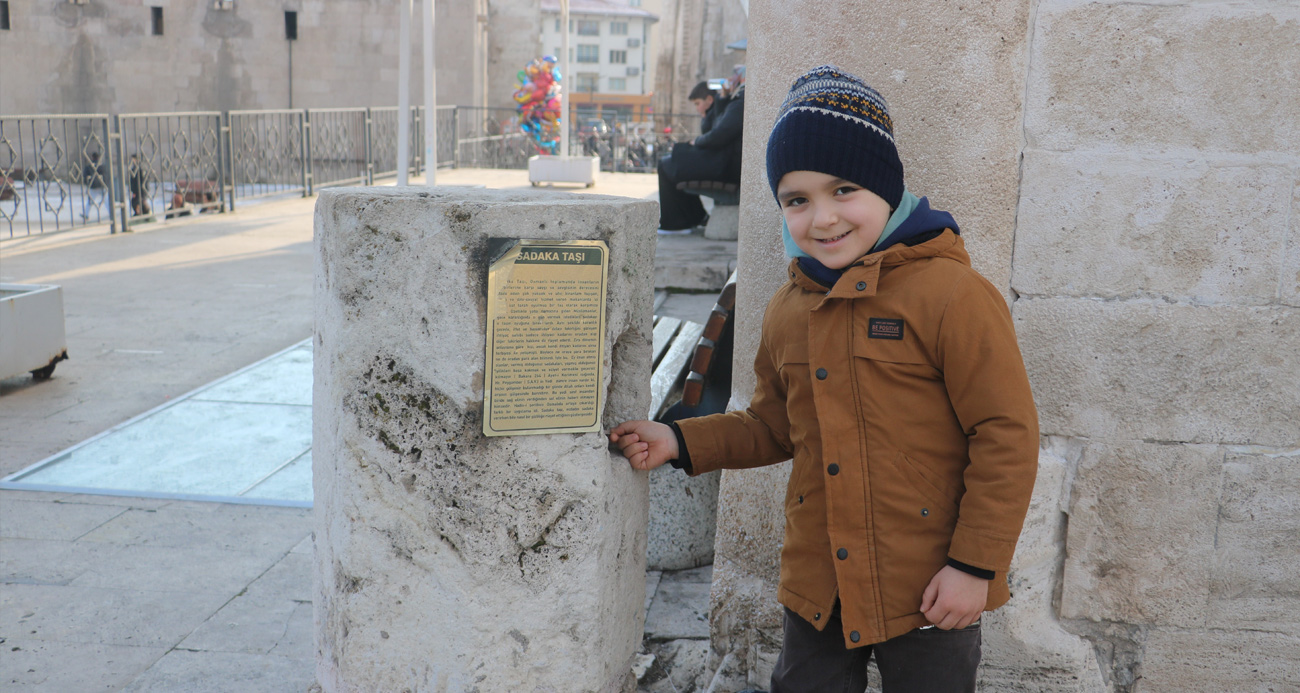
[484, 239, 609, 436]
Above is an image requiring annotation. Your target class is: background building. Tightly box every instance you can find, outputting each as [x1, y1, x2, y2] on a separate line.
[0, 0, 486, 116]
[539, 0, 658, 121]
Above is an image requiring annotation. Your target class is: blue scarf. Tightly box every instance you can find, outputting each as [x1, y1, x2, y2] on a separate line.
[785, 191, 960, 288]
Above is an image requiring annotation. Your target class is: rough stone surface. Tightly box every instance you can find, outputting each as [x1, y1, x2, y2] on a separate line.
[1134, 628, 1300, 692]
[1013, 152, 1293, 305]
[1016, 298, 1300, 446]
[1061, 441, 1223, 628]
[313, 187, 657, 692]
[1208, 451, 1300, 634]
[1026, 1, 1300, 155]
[978, 448, 1108, 691]
[647, 465, 719, 571]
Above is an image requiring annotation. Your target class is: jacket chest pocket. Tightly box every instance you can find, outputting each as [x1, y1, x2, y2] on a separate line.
[851, 336, 941, 387]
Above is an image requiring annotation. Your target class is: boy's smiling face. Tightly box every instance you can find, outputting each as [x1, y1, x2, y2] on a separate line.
[778, 170, 892, 270]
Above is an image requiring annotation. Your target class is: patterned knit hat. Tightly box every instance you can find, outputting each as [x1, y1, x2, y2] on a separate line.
[766, 65, 904, 209]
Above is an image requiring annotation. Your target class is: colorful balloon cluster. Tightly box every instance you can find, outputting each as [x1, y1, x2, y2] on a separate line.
[514, 56, 562, 154]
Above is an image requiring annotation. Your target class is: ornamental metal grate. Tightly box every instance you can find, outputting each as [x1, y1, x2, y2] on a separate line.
[0, 107, 692, 239]
[307, 108, 369, 190]
[0, 115, 118, 236]
[117, 112, 226, 224]
[227, 110, 308, 206]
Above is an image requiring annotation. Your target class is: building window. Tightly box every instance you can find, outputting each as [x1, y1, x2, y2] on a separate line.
[0, 2, 10, 31]
[627, 38, 641, 48]
[576, 73, 599, 92]
[629, 0, 641, 6]
[576, 44, 599, 63]
[610, 21, 627, 36]
[608, 77, 626, 91]
[609, 50, 627, 64]
[626, 66, 641, 77]
[150, 6, 163, 35]
[284, 11, 298, 40]
[555, 18, 560, 32]
[576, 19, 599, 36]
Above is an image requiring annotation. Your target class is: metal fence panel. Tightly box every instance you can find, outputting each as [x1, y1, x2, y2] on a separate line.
[117, 112, 225, 226]
[227, 110, 308, 204]
[307, 108, 369, 191]
[2, 106, 695, 239]
[0, 115, 116, 238]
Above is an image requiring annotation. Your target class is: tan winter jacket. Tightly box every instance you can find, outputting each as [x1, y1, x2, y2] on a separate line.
[676, 231, 1039, 648]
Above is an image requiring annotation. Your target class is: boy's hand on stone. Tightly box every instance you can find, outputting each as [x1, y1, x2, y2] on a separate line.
[609, 421, 678, 471]
[920, 565, 988, 630]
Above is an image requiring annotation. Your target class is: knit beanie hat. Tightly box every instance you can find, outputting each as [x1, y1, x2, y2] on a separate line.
[766, 65, 904, 209]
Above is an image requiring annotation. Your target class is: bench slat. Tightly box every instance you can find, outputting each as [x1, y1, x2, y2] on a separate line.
[648, 320, 705, 419]
[651, 316, 682, 367]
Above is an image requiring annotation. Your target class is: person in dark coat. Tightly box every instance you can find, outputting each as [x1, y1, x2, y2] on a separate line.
[657, 73, 746, 233]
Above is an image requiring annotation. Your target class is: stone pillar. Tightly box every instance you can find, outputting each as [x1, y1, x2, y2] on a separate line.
[711, 0, 1094, 689]
[313, 187, 658, 692]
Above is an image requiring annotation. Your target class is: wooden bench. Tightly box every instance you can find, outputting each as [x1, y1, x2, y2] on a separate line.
[647, 271, 738, 420]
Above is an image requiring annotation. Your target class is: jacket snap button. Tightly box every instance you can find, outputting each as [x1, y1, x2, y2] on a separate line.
[850, 631, 861, 643]
[827, 464, 839, 476]
[921, 508, 930, 517]
[856, 281, 866, 291]
[814, 612, 821, 620]
[837, 548, 848, 560]
[798, 495, 804, 504]
[816, 368, 828, 380]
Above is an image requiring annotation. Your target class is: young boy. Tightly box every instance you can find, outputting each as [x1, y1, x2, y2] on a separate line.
[611, 65, 1039, 692]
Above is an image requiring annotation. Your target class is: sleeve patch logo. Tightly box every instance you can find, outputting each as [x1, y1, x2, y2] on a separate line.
[868, 318, 904, 340]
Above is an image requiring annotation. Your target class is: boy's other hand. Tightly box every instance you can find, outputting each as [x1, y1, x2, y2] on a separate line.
[919, 565, 988, 630]
[609, 421, 678, 471]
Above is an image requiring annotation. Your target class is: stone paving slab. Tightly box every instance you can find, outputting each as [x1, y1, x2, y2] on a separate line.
[0, 498, 127, 541]
[645, 566, 714, 642]
[0, 582, 234, 649]
[0, 638, 166, 692]
[119, 650, 316, 693]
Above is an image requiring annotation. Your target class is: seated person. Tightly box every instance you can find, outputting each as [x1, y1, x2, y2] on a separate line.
[657, 69, 745, 234]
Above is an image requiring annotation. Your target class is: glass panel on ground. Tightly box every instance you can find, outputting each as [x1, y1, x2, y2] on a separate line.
[3, 340, 315, 506]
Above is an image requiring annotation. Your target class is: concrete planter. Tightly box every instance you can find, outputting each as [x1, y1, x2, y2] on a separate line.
[528, 154, 600, 187]
[0, 284, 68, 381]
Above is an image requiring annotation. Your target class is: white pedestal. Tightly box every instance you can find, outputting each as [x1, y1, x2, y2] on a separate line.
[528, 155, 600, 187]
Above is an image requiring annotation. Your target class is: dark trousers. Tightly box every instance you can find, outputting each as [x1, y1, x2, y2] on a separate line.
[656, 160, 707, 231]
[770, 604, 981, 693]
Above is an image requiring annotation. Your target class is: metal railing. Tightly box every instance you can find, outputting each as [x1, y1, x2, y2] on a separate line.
[1, 115, 119, 235]
[117, 111, 225, 226]
[1, 107, 702, 238]
[227, 109, 308, 206]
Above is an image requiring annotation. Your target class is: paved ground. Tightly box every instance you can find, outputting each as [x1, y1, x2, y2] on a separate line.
[0, 169, 731, 691]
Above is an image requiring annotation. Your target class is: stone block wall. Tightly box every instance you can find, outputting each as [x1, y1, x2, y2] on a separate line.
[1013, 0, 1300, 688]
[713, 0, 1300, 690]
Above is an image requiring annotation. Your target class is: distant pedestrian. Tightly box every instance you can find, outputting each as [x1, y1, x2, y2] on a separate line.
[80, 152, 107, 221]
[128, 154, 149, 217]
